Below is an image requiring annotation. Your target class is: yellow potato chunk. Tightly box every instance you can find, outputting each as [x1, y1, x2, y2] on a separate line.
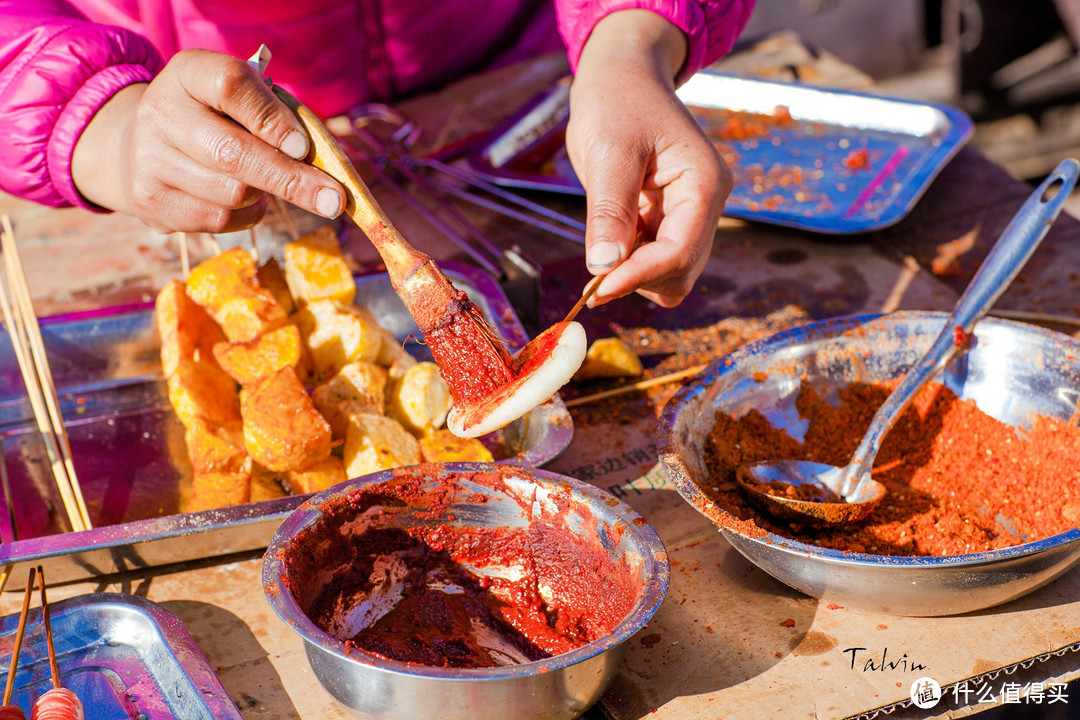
[388, 361, 450, 436]
[214, 296, 289, 343]
[250, 464, 289, 502]
[155, 279, 225, 378]
[213, 324, 303, 386]
[311, 362, 388, 439]
[241, 367, 332, 472]
[343, 414, 420, 478]
[292, 300, 382, 380]
[256, 257, 295, 315]
[419, 429, 494, 463]
[167, 358, 240, 428]
[184, 418, 250, 475]
[284, 226, 355, 307]
[573, 337, 644, 381]
[186, 471, 251, 512]
[186, 247, 288, 342]
[287, 456, 348, 495]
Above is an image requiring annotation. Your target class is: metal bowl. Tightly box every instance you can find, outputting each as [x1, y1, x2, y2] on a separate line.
[262, 462, 668, 719]
[657, 311, 1080, 616]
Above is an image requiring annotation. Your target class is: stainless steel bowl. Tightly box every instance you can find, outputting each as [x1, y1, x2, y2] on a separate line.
[657, 311, 1080, 616]
[262, 462, 669, 719]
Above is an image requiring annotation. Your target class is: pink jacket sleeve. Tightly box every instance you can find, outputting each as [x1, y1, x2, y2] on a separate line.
[0, 0, 163, 210]
[555, 0, 755, 84]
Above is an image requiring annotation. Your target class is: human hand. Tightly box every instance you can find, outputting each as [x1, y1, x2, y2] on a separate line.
[71, 49, 344, 233]
[566, 10, 732, 308]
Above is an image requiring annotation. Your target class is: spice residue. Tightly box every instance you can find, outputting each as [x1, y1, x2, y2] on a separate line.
[280, 466, 641, 668]
[704, 381, 1080, 556]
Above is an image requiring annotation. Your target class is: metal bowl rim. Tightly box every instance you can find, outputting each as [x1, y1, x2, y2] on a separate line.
[262, 462, 670, 679]
[657, 310, 1080, 569]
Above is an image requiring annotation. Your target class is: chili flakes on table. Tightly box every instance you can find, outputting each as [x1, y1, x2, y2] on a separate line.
[703, 380, 1080, 556]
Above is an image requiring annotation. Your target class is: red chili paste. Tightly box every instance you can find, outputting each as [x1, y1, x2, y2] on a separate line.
[450, 322, 569, 431]
[280, 466, 639, 668]
[421, 291, 516, 406]
[704, 381, 1080, 556]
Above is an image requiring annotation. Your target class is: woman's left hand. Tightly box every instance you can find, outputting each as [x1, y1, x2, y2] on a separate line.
[566, 9, 732, 308]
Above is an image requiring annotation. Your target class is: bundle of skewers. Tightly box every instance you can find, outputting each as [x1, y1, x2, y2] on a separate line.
[0, 567, 84, 720]
[0, 217, 91, 541]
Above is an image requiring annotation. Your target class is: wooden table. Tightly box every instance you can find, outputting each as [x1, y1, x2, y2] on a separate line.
[2, 32, 1080, 720]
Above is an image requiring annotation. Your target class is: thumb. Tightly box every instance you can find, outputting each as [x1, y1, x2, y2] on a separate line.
[582, 151, 644, 275]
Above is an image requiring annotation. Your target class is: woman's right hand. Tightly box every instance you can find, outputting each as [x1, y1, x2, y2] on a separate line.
[71, 49, 345, 233]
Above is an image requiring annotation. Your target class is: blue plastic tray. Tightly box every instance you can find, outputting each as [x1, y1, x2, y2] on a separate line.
[466, 72, 974, 234]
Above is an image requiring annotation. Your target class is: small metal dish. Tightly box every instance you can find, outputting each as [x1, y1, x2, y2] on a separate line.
[262, 462, 669, 720]
[657, 311, 1080, 616]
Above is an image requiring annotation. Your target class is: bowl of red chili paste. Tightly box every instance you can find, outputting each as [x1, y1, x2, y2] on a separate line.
[658, 311, 1080, 616]
[262, 462, 668, 720]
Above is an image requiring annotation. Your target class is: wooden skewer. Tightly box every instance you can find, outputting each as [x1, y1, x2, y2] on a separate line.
[247, 227, 260, 264]
[271, 195, 301, 242]
[0, 217, 90, 532]
[178, 232, 190, 278]
[35, 567, 59, 690]
[564, 364, 708, 408]
[2, 567, 36, 707]
[563, 276, 602, 325]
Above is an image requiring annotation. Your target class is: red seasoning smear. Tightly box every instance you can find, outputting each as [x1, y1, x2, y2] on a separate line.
[703, 381, 1080, 556]
[420, 290, 515, 406]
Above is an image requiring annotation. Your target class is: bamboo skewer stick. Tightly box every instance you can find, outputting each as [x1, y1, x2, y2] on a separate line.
[564, 364, 707, 408]
[178, 232, 190, 278]
[0, 218, 90, 532]
[35, 567, 59, 690]
[563, 276, 602, 325]
[2, 567, 36, 707]
[271, 196, 301, 242]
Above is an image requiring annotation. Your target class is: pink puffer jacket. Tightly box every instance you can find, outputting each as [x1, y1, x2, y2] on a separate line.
[0, 0, 754, 210]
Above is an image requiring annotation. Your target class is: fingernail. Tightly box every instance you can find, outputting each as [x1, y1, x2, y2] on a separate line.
[316, 187, 343, 218]
[587, 241, 621, 270]
[281, 131, 308, 160]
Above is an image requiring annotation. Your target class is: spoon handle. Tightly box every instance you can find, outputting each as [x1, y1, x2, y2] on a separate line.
[842, 158, 1080, 496]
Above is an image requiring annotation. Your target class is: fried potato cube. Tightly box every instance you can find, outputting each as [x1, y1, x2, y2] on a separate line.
[284, 226, 355, 307]
[186, 247, 288, 342]
[373, 325, 419, 379]
[186, 471, 251, 512]
[213, 324, 303, 386]
[241, 367, 332, 472]
[214, 295, 289, 343]
[311, 362, 388, 439]
[287, 456, 348, 495]
[155, 279, 226, 378]
[388, 361, 451, 436]
[419, 429, 494, 463]
[184, 418, 250, 475]
[343, 414, 420, 478]
[573, 337, 644, 381]
[256, 257, 295, 315]
[167, 358, 240, 428]
[250, 464, 288, 502]
[292, 300, 382, 380]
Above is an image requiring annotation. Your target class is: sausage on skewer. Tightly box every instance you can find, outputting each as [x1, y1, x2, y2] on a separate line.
[0, 567, 37, 720]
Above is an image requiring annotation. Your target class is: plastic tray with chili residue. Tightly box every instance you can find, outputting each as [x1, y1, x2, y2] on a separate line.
[0, 262, 573, 586]
[0, 593, 242, 720]
[465, 72, 974, 234]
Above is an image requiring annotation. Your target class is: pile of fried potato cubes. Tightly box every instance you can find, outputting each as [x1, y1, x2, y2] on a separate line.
[156, 227, 493, 512]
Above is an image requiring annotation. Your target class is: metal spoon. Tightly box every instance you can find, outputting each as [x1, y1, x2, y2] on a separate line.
[736, 157, 1080, 527]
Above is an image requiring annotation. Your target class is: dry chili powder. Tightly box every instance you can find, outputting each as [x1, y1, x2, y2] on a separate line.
[703, 380, 1080, 556]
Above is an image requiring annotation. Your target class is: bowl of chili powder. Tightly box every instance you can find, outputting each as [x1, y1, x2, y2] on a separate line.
[658, 311, 1080, 616]
[262, 462, 668, 719]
